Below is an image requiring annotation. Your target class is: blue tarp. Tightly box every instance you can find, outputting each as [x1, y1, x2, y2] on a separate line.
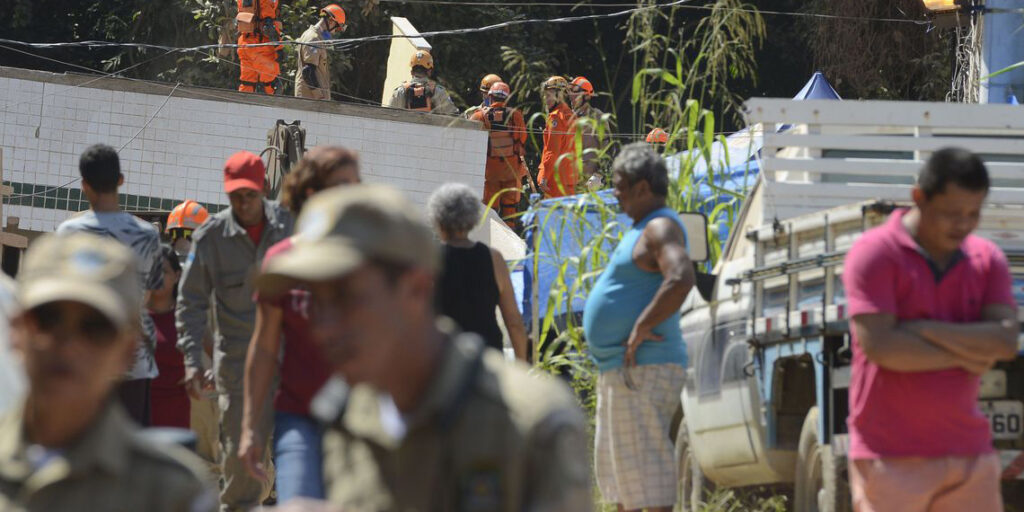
[516, 73, 841, 325]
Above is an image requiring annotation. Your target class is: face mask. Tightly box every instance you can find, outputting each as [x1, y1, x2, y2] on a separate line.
[483, 97, 492, 107]
[320, 30, 333, 40]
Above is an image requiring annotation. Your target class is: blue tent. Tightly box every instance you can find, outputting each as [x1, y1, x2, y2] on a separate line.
[516, 73, 840, 327]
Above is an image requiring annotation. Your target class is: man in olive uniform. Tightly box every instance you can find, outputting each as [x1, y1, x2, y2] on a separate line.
[0, 232, 215, 512]
[387, 50, 459, 116]
[570, 76, 607, 188]
[256, 184, 591, 512]
[177, 151, 293, 512]
[295, 4, 347, 100]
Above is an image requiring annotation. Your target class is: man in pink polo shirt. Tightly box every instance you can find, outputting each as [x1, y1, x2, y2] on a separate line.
[842, 147, 1019, 512]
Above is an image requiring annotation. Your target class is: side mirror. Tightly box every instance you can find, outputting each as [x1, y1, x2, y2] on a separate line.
[678, 211, 709, 262]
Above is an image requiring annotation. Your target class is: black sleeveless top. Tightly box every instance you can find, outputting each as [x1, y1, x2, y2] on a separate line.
[435, 242, 503, 351]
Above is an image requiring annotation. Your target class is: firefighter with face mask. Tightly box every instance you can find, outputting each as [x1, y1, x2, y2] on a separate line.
[470, 82, 527, 226]
[537, 76, 578, 198]
[295, 4, 347, 100]
[235, 0, 283, 94]
[388, 50, 459, 116]
[464, 73, 503, 120]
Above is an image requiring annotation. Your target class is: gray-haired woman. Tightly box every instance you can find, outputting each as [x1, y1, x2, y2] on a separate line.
[427, 183, 528, 361]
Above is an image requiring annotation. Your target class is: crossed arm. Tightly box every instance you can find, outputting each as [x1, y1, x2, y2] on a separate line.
[851, 304, 1019, 375]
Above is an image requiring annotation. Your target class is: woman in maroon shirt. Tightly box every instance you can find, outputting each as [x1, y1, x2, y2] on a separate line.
[148, 245, 189, 427]
[238, 146, 361, 501]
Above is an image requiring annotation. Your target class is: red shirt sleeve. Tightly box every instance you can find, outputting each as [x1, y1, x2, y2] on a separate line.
[982, 246, 1017, 308]
[842, 234, 898, 317]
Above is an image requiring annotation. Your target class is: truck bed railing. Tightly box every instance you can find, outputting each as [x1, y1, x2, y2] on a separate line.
[742, 98, 1024, 220]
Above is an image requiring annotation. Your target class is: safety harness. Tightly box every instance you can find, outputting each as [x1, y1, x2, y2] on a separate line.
[403, 81, 436, 112]
[482, 106, 519, 159]
[236, 0, 281, 42]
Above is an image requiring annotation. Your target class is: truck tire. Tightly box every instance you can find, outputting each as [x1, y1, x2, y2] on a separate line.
[674, 420, 713, 512]
[795, 407, 851, 512]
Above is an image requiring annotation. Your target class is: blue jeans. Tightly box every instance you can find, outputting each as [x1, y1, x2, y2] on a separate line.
[272, 411, 325, 501]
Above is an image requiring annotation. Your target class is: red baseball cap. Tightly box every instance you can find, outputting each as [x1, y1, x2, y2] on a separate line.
[223, 151, 265, 193]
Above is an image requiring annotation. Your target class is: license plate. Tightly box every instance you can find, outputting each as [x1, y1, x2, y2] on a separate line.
[980, 400, 1024, 440]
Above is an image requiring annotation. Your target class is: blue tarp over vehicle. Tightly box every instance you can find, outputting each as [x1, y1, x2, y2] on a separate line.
[515, 73, 841, 326]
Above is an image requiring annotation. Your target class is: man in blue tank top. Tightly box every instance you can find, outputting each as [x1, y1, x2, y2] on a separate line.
[583, 142, 695, 512]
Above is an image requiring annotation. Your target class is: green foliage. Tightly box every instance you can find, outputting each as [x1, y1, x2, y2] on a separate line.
[696, 489, 789, 512]
[801, 0, 954, 100]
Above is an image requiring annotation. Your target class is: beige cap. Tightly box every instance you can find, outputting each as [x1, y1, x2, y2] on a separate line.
[257, 184, 439, 293]
[17, 232, 142, 330]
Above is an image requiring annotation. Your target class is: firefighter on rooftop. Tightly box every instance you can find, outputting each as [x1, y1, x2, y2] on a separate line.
[235, 0, 283, 94]
[387, 50, 459, 116]
[295, 4, 347, 100]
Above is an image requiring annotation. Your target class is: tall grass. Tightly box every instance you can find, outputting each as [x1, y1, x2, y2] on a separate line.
[518, 0, 765, 387]
[501, 1, 767, 509]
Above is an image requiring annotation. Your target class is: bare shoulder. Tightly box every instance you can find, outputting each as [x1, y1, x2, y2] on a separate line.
[644, 216, 686, 244]
[488, 246, 505, 266]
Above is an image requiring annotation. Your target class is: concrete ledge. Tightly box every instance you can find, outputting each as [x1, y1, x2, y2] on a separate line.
[0, 66, 482, 131]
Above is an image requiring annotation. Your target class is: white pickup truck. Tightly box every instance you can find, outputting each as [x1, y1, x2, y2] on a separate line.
[675, 98, 1024, 512]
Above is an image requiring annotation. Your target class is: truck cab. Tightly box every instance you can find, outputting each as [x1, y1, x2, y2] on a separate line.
[677, 98, 1024, 511]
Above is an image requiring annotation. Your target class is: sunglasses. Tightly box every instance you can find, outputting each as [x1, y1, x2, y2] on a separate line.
[29, 303, 119, 346]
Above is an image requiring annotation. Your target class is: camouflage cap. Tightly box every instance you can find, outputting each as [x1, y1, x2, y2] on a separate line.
[257, 184, 439, 293]
[17, 232, 142, 330]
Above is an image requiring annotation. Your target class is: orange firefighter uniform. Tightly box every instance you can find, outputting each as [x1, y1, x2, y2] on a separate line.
[471, 101, 526, 222]
[236, 0, 282, 94]
[537, 101, 578, 198]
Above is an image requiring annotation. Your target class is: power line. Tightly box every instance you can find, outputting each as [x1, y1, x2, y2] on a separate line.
[0, 0, 926, 56]
[0, 0, 677, 54]
[4, 34, 750, 138]
[378, 0, 646, 6]
[378, 0, 927, 24]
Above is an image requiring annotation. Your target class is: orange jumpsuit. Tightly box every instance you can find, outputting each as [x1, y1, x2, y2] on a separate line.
[236, 0, 281, 94]
[537, 102, 578, 198]
[471, 102, 527, 223]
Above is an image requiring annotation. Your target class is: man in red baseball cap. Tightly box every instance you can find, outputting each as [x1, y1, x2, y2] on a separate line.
[176, 151, 294, 511]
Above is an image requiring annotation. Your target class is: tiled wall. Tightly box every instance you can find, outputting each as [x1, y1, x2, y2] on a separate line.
[0, 71, 487, 232]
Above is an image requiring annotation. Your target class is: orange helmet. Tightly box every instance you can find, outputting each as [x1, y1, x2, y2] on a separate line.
[480, 74, 503, 92]
[646, 128, 669, 144]
[487, 82, 511, 99]
[410, 49, 434, 71]
[571, 76, 594, 97]
[166, 200, 210, 232]
[542, 76, 569, 92]
[320, 4, 346, 26]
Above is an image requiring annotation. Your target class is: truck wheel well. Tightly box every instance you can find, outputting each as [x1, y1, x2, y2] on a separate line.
[772, 355, 816, 451]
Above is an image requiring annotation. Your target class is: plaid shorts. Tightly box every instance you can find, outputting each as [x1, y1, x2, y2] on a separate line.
[594, 363, 685, 509]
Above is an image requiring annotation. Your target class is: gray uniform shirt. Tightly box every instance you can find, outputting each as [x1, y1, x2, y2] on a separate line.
[176, 199, 292, 392]
[295, 25, 331, 101]
[321, 330, 592, 512]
